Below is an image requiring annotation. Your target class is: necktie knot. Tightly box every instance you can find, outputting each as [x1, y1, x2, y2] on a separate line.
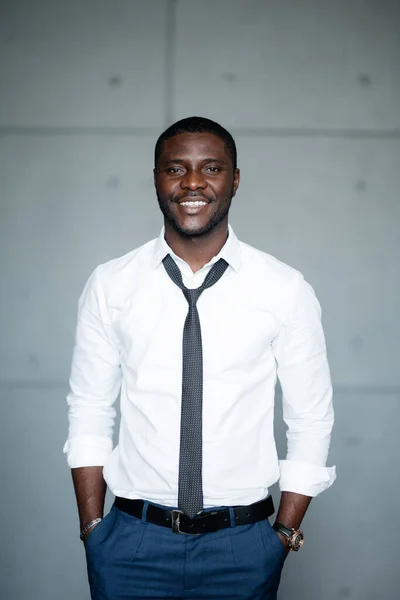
[162, 254, 229, 300]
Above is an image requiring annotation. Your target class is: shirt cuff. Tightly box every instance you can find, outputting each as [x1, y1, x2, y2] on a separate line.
[278, 459, 337, 497]
[63, 435, 113, 468]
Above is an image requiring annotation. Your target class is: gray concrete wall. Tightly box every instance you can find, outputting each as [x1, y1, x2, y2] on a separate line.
[0, 1, 399, 598]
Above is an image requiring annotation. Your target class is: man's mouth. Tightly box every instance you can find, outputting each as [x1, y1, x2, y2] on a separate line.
[179, 199, 208, 207]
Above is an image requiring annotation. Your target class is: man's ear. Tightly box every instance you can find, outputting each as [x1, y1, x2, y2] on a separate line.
[232, 168, 240, 197]
[153, 167, 157, 187]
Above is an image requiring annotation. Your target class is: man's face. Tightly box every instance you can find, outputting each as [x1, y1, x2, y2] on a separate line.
[154, 132, 240, 237]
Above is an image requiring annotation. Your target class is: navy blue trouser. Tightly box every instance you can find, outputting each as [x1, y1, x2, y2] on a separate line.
[85, 503, 286, 599]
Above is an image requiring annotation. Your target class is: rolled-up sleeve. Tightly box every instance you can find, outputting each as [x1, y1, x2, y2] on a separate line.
[272, 272, 336, 497]
[63, 266, 122, 468]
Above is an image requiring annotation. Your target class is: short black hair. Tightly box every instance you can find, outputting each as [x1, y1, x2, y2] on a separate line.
[154, 116, 237, 170]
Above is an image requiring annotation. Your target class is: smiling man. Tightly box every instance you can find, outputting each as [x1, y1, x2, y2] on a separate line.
[64, 116, 336, 599]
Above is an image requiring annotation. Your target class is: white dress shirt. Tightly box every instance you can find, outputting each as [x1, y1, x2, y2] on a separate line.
[64, 225, 336, 507]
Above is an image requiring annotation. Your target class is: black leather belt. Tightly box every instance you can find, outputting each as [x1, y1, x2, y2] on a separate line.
[114, 495, 274, 535]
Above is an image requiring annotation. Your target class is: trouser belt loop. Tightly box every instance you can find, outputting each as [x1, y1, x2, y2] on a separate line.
[141, 501, 149, 524]
[228, 506, 235, 528]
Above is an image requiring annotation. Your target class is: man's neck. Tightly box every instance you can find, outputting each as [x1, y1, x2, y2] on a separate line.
[164, 221, 229, 273]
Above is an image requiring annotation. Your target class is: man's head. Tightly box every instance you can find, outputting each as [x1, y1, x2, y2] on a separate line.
[154, 116, 240, 238]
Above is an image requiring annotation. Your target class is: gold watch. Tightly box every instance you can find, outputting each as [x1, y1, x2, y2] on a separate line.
[272, 522, 304, 551]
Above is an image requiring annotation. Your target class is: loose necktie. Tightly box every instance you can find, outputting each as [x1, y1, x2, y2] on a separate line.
[162, 254, 229, 518]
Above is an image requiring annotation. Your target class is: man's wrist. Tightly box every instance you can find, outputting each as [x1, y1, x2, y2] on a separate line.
[80, 517, 102, 541]
[273, 521, 304, 552]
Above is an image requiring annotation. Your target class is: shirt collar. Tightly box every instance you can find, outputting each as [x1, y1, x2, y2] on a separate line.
[151, 224, 242, 273]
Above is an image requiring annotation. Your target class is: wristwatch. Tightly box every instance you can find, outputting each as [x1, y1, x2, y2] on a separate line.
[272, 522, 304, 551]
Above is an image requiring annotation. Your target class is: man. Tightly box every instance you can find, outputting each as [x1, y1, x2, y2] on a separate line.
[64, 116, 336, 599]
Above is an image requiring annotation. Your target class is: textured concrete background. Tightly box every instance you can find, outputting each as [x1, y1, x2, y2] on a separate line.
[0, 1, 399, 598]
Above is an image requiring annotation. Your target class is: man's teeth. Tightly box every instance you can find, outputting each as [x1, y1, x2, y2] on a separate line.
[180, 200, 207, 207]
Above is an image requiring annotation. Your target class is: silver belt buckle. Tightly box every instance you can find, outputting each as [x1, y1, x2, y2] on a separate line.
[171, 509, 201, 535]
[171, 509, 184, 534]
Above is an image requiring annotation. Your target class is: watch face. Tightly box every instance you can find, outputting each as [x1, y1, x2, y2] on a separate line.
[290, 531, 304, 551]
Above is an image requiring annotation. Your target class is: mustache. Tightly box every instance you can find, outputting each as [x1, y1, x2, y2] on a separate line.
[172, 191, 214, 203]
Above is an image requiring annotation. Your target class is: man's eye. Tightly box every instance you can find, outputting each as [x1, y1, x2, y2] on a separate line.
[168, 168, 183, 174]
[206, 167, 220, 173]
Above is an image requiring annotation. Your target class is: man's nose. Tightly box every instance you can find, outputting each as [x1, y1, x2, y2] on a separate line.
[180, 169, 207, 190]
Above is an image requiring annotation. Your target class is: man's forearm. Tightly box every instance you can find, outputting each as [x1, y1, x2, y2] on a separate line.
[275, 491, 311, 530]
[273, 491, 311, 554]
[71, 466, 107, 530]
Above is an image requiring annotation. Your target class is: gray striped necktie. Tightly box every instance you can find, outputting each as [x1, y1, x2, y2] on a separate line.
[162, 254, 229, 518]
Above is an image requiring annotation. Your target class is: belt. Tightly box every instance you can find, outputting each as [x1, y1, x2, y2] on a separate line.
[114, 495, 274, 535]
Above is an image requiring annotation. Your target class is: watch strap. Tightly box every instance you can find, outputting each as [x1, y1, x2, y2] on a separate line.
[272, 522, 293, 539]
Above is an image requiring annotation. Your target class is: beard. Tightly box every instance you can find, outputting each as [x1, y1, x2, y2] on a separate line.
[156, 186, 234, 238]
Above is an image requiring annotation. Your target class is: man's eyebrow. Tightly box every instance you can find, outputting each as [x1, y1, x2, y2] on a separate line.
[161, 157, 226, 166]
[162, 158, 185, 166]
[202, 158, 225, 165]
[161, 158, 225, 166]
